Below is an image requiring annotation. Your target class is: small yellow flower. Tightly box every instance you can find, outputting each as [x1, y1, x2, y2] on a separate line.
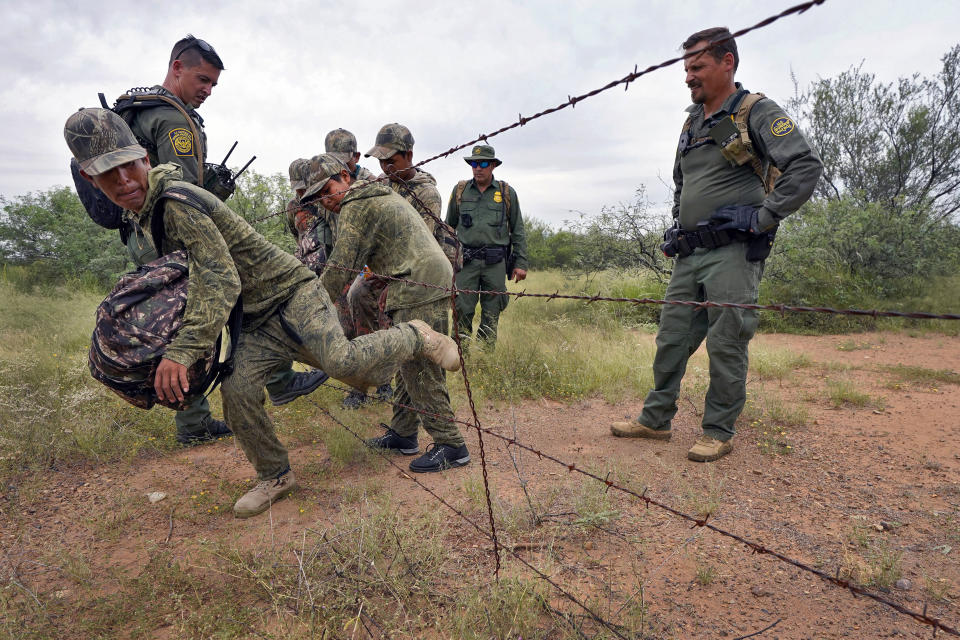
[191, 494, 197, 499]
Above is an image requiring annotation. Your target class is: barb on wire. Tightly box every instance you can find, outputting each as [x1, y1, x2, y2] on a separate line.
[320, 262, 960, 321]
[412, 0, 828, 169]
[313, 378, 959, 637]
[310, 401, 629, 639]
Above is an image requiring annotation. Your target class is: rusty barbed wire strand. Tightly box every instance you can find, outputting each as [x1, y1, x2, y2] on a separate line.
[310, 378, 959, 636]
[309, 401, 630, 639]
[411, 0, 828, 168]
[320, 262, 960, 321]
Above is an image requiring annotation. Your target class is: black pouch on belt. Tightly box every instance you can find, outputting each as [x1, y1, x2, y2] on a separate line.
[746, 228, 777, 262]
[484, 246, 506, 265]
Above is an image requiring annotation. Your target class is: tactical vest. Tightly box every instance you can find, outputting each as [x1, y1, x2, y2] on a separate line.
[680, 92, 781, 194]
[111, 88, 207, 185]
[454, 179, 513, 229]
[88, 187, 241, 410]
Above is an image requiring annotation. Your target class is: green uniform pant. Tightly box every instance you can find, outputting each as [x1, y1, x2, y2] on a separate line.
[388, 299, 464, 447]
[174, 395, 216, 437]
[220, 279, 423, 480]
[639, 242, 763, 442]
[454, 258, 509, 343]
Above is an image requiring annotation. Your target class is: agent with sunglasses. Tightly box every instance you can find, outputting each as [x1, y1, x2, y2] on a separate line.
[446, 145, 528, 345]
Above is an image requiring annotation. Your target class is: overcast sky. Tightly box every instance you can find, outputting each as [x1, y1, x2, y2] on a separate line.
[2, 0, 959, 226]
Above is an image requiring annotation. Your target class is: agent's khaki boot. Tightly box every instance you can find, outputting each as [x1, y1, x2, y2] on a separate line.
[610, 421, 672, 440]
[234, 469, 298, 518]
[408, 319, 461, 372]
[687, 435, 733, 462]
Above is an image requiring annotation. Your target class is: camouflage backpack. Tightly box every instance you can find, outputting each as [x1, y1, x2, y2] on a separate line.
[88, 187, 242, 410]
[288, 199, 332, 274]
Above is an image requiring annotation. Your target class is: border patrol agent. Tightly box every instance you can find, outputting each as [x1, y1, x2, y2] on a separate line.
[611, 27, 822, 462]
[445, 145, 528, 344]
[65, 109, 463, 516]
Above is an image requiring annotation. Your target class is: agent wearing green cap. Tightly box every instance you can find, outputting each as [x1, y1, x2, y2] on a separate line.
[65, 108, 463, 516]
[446, 144, 528, 344]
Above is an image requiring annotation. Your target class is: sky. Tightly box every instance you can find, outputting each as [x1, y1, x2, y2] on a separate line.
[2, 0, 959, 227]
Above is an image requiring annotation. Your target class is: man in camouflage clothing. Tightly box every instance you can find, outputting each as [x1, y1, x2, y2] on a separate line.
[306, 154, 470, 473]
[65, 108, 462, 517]
[446, 144, 528, 345]
[325, 129, 394, 408]
[610, 28, 822, 462]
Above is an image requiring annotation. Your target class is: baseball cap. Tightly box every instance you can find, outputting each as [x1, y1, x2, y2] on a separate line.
[288, 158, 309, 190]
[325, 128, 358, 163]
[64, 108, 147, 176]
[301, 153, 348, 201]
[365, 123, 415, 159]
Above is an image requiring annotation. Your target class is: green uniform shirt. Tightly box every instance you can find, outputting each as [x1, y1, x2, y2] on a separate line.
[320, 180, 452, 312]
[386, 168, 442, 233]
[132, 164, 314, 367]
[445, 178, 528, 270]
[674, 83, 822, 231]
[127, 85, 207, 186]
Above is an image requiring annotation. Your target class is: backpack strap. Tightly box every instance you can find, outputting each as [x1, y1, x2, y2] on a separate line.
[734, 92, 781, 194]
[114, 92, 206, 185]
[149, 185, 243, 400]
[454, 180, 469, 215]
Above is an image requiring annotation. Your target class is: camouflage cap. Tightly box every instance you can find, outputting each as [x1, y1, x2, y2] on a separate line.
[301, 153, 349, 201]
[463, 144, 501, 166]
[64, 108, 148, 176]
[325, 128, 358, 163]
[364, 123, 415, 159]
[288, 158, 309, 190]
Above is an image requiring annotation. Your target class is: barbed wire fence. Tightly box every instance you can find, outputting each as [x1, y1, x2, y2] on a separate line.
[244, 0, 960, 635]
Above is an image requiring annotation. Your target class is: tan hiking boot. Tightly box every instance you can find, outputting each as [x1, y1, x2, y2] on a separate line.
[408, 319, 461, 372]
[610, 421, 672, 440]
[687, 435, 733, 462]
[233, 470, 298, 518]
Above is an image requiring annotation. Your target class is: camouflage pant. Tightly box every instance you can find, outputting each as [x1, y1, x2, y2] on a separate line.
[639, 242, 764, 442]
[220, 279, 423, 480]
[387, 298, 463, 447]
[173, 394, 216, 437]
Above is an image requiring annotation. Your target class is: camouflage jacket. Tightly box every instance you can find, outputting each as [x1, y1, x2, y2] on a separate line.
[132, 164, 314, 367]
[320, 180, 452, 312]
[285, 197, 333, 274]
[385, 169, 442, 234]
[124, 85, 208, 186]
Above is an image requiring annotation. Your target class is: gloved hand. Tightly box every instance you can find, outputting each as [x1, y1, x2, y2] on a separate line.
[710, 205, 760, 234]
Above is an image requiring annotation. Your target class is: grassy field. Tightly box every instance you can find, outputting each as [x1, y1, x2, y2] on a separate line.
[1, 266, 958, 638]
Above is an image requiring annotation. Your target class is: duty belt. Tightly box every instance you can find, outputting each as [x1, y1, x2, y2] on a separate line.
[463, 245, 507, 264]
[662, 224, 746, 259]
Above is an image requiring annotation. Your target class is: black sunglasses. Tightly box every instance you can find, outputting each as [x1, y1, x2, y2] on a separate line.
[468, 160, 492, 168]
[173, 38, 217, 62]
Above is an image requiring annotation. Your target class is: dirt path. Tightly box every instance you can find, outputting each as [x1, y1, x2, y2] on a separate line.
[2, 332, 958, 638]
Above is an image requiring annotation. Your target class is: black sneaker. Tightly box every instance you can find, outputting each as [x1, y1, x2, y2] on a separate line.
[269, 369, 329, 406]
[409, 443, 470, 473]
[374, 383, 393, 402]
[176, 419, 232, 446]
[365, 424, 419, 455]
[342, 389, 369, 409]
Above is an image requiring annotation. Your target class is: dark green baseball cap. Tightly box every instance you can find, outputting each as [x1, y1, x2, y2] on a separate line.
[302, 153, 348, 201]
[64, 108, 147, 176]
[365, 123, 414, 159]
[463, 144, 501, 166]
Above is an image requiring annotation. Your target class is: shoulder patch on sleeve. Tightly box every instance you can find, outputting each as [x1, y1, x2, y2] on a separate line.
[770, 117, 795, 137]
[169, 128, 194, 156]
